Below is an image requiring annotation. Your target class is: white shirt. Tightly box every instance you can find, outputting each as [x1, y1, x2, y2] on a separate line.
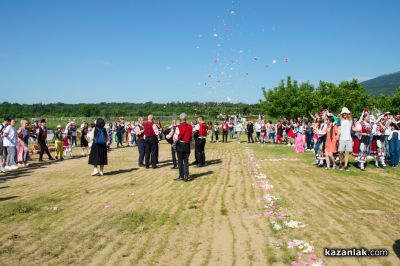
[255, 123, 261, 132]
[3, 125, 17, 146]
[339, 119, 352, 141]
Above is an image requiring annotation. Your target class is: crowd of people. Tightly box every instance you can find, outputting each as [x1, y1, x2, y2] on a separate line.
[0, 107, 399, 176]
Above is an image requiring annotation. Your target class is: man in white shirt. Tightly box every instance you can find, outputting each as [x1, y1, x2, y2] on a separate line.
[338, 107, 353, 171]
[2, 118, 18, 170]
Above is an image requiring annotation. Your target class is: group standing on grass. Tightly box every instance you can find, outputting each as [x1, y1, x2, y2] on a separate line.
[0, 107, 399, 176]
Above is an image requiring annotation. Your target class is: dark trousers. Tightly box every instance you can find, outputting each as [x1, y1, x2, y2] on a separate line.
[145, 137, 158, 168]
[222, 131, 228, 142]
[247, 133, 254, 143]
[171, 145, 177, 167]
[177, 142, 190, 178]
[306, 133, 313, 150]
[256, 132, 261, 142]
[137, 139, 145, 166]
[38, 140, 52, 160]
[117, 134, 123, 147]
[195, 138, 206, 166]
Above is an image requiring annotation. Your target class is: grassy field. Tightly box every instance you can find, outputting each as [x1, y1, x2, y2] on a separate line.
[0, 138, 399, 265]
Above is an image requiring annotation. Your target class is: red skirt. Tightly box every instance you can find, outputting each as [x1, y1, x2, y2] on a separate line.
[288, 129, 295, 138]
[370, 138, 377, 155]
[352, 137, 360, 157]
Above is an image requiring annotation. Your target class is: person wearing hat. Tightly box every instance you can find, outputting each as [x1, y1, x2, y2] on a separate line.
[36, 119, 55, 162]
[338, 107, 353, 170]
[54, 125, 64, 160]
[16, 120, 31, 167]
[173, 113, 193, 181]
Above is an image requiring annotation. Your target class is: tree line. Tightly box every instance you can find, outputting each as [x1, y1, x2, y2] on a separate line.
[260, 77, 400, 118]
[0, 101, 263, 119]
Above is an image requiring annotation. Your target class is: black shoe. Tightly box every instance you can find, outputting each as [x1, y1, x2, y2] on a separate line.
[60, 158, 64, 160]
[38, 159, 43, 162]
[174, 177, 184, 181]
[145, 166, 150, 169]
[139, 164, 145, 167]
[49, 158, 55, 161]
[184, 176, 190, 182]
[55, 157, 58, 160]
[152, 166, 158, 169]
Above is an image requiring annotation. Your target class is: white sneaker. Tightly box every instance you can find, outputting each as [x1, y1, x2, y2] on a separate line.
[0, 166, 5, 173]
[10, 165, 19, 170]
[99, 171, 104, 176]
[91, 170, 99, 176]
[17, 163, 23, 167]
[4, 166, 11, 171]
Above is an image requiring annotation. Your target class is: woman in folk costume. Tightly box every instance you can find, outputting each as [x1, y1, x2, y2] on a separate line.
[16, 120, 31, 166]
[260, 120, 267, 144]
[287, 120, 296, 146]
[315, 115, 328, 166]
[351, 117, 362, 158]
[294, 122, 304, 153]
[371, 113, 388, 168]
[357, 111, 373, 171]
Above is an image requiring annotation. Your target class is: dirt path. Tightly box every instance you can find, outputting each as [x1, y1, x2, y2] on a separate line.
[0, 141, 399, 265]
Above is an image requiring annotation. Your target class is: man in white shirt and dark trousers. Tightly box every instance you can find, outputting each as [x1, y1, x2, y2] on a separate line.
[143, 114, 160, 169]
[2, 118, 18, 170]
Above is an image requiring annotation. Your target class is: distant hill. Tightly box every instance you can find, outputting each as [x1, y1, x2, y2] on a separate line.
[361, 71, 400, 96]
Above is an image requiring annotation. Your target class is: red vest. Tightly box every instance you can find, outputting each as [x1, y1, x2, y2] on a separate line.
[178, 122, 193, 143]
[144, 121, 156, 138]
[222, 123, 229, 131]
[137, 124, 145, 139]
[199, 123, 208, 137]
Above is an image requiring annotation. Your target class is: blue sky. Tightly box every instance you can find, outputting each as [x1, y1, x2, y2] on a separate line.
[0, 0, 399, 104]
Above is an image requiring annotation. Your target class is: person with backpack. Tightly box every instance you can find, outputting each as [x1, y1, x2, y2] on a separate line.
[89, 118, 108, 176]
